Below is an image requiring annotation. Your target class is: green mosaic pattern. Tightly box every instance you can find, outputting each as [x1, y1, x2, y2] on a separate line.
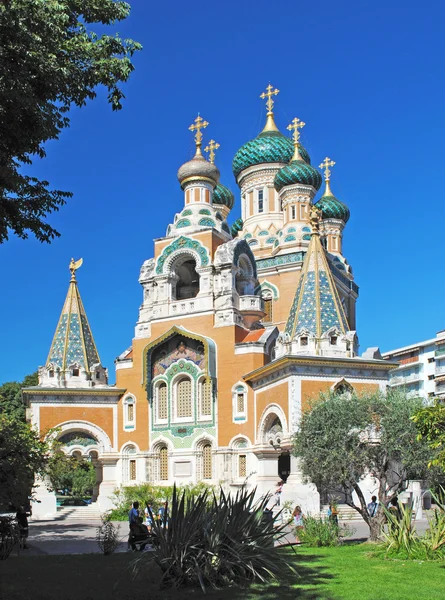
[199, 209, 211, 215]
[316, 194, 350, 223]
[256, 251, 305, 270]
[176, 219, 191, 228]
[198, 218, 216, 227]
[156, 236, 210, 274]
[258, 230, 269, 236]
[231, 217, 243, 237]
[284, 234, 296, 242]
[151, 427, 216, 449]
[182, 209, 192, 216]
[232, 131, 311, 178]
[213, 183, 235, 209]
[274, 160, 322, 192]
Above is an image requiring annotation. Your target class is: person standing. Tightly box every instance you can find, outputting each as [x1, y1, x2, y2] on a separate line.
[367, 495, 378, 517]
[292, 505, 304, 543]
[144, 501, 153, 532]
[128, 501, 140, 550]
[327, 503, 339, 526]
[16, 505, 30, 549]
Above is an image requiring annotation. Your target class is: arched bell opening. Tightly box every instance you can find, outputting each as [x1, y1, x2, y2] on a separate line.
[173, 257, 200, 300]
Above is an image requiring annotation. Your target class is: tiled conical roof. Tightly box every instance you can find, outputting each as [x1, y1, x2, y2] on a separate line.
[46, 264, 100, 372]
[284, 227, 349, 340]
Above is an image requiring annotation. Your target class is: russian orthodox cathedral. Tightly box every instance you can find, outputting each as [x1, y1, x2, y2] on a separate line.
[25, 85, 394, 516]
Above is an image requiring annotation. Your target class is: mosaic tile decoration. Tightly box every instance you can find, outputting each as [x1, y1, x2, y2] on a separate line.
[316, 194, 350, 223]
[176, 219, 191, 228]
[199, 209, 211, 215]
[213, 183, 235, 209]
[256, 251, 305, 271]
[156, 236, 210, 274]
[274, 159, 322, 192]
[198, 218, 216, 227]
[232, 130, 311, 178]
[284, 233, 350, 338]
[46, 280, 100, 370]
[231, 217, 244, 237]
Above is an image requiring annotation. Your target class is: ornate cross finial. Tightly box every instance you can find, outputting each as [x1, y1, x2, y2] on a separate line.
[260, 84, 280, 114]
[204, 139, 220, 164]
[319, 157, 335, 181]
[69, 257, 83, 281]
[287, 117, 306, 144]
[189, 114, 209, 155]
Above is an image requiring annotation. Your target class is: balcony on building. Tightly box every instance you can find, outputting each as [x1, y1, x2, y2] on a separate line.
[235, 295, 265, 328]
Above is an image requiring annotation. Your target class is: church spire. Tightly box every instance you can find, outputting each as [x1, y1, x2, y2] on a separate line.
[45, 259, 103, 382]
[283, 207, 350, 352]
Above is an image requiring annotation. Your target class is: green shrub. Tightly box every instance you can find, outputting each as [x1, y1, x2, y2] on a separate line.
[109, 481, 215, 520]
[298, 515, 352, 547]
[133, 485, 293, 591]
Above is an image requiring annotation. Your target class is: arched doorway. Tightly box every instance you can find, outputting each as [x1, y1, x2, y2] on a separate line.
[278, 452, 291, 483]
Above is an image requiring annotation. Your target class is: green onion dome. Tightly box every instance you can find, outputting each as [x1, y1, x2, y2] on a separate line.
[316, 194, 350, 223]
[232, 131, 311, 179]
[231, 217, 243, 237]
[274, 159, 322, 192]
[213, 183, 235, 210]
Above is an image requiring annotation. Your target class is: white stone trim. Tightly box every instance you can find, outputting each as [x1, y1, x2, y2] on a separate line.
[49, 420, 113, 453]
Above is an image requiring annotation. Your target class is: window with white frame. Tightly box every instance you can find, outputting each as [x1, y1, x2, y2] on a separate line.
[258, 189, 264, 213]
[159, 445, 168, 481]
[291, 205, 296, 220]
[232, 384, 247, 421]
[122, 444, 137, 482]
[202, 443, 212, 479]
[199, 378, 212, 419]
[175, 376, 193, 420]
[156, 382, 168, 423]
[124, 395, 136, 430]
[232, 438, 249, 480]
[300, 204, 306, 219]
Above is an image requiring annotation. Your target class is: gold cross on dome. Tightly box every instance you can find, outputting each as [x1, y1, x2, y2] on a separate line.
[204, 139, 220, 164]
[260, 84, 280, 113]
[319, 157, 336, 181]
[189, 114, 209, 150]
[287, 117, 306, 144]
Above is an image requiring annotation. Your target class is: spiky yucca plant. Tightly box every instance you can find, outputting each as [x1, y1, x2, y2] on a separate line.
[96, 513, 120, 555]
[135, 485, 294, 591]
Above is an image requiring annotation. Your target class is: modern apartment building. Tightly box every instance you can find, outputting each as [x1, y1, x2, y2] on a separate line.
[382, 330, 445, 401]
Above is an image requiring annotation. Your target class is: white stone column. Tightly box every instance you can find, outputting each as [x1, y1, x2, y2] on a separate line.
[31, 476, 57, 520]
[97, 456, 119, 513]
[281, 455, 320, 515]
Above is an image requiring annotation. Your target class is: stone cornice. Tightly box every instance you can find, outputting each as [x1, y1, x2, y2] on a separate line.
[243, 354, 399, 387]
[23, 387, 125, 398]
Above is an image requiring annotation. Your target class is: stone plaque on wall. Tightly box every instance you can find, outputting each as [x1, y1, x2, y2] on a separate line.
[174, 461, 192, 477]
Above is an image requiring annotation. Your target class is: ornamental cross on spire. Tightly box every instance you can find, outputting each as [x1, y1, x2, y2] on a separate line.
[319, 157, 335, 181]
[189, 114, 209, 152]
[260, 84, 279, 113]
[204, 139, 220, 164]
[287, 117, 306, 144]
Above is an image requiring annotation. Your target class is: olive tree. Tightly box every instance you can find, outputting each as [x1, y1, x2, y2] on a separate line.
[293, 389, 432, 540]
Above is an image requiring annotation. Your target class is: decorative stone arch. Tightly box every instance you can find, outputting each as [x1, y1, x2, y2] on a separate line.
[331, 378, 354, 395]
[194, 435, 215, 480]
[257, 404, 288, 446]
[151, 437, 171, 482]
[229, 434, 252, 449]
[255, 280, 279, 301]
[50, 420, 112, 453]
[155, 236, 210, 275]
[120, 441, 140, 454]
[214, 238, 257, 278]
[193, 432, 216, 451]
[143, 326, 217, 400]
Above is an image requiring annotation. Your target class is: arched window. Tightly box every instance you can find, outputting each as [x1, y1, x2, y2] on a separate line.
[122, 444, 137, 482]
[199, 378, 212, 419]
[159, 446, 168, 481]
[123, 396, 136, 430]
[202, 444, 212, 479]
[232, 438, 249, 480]
[157, 382, 168, 422]
[176, 376, 192, 420]
[174, 257, 200, 300]
[262, 294, 273, 323]
[236, 255, 254, 296]
[333, 380, 354, 396]
[232, 383, 247, 422]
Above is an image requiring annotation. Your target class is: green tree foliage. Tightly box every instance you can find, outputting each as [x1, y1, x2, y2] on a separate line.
[293, 389, 433, 540]
[47, 449, 96, 496]
[0, 413, 48, 508]
[0, 0, 142, 243]
[0, 371, 38, 421]
[412, 401, 445, 471]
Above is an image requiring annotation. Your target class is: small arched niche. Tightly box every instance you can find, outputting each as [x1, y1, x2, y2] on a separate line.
[173, 256, 200, 300]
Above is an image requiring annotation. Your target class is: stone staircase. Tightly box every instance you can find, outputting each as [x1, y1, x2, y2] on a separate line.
[55, 502, 102, 522]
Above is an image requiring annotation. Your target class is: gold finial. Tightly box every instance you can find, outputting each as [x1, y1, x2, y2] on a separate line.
[309, 205, 322, 233]
[260, 83, 280, 132]
[319, 157, 336, 196]
[204, 139, 220, 164]
[189, 114, 209, 157]
[69, 257, 83, 281]
[287, 117, 306, 161]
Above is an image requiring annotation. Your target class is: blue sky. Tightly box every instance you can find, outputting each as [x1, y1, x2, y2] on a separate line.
[1, 0, 444, 383]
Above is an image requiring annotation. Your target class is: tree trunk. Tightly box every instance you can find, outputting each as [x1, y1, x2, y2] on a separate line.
[368, 512, 385, 541]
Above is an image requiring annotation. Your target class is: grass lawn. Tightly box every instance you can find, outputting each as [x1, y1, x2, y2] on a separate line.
[0, 544, 444, 600]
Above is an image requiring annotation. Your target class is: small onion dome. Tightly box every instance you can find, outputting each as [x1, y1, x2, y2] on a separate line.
[231, 217, 244, 237]
[232, 130, 311, 179]
[177, 154, 220, 189]
[274, 159, 322, 192]
[316, 194, 350, 223]
[213, 183, 235, 210]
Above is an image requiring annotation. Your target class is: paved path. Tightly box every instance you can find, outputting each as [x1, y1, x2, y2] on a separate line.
[20, 517, 431, 556]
